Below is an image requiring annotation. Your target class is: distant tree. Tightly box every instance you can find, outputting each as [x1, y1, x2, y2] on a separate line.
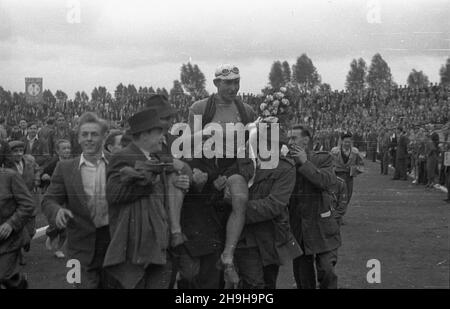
[319, 83, 332, 93]
[346, 58, 367, 92]
[114, 83, 124, 101]
[180, 62, 208, 100]
[148, 86, 155, 94]
[439, 57, 450, 85]
[42, 89, 56, 104]
[269, 61, 284, 90]
[55, 90, 68, 103]
[159, 87, 169, 98]
[91, 86, 111, 102]
[75, 91, 82, 102]
[292, 54, 321, 91]
[366, 53, 394, 91]
[127, 84, 137, 98]
[80, 91, 89, 102]
[170, 80, 185, 99]
[281, 61, 291, 84]
[407, 69, 430, 88]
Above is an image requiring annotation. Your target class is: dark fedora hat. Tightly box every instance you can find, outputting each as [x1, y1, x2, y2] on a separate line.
[144, 94, 177, 118]
[128, 109, 169, 135]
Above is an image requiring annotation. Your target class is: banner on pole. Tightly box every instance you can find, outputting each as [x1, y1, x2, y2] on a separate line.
[25, 77, 43, 103]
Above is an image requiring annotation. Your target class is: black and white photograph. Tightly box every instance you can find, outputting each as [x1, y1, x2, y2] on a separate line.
[0, 0, 449, 294]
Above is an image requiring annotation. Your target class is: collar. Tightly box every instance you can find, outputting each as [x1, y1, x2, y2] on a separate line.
[79, 152, 108, 168]
[27, 135, 38, 142]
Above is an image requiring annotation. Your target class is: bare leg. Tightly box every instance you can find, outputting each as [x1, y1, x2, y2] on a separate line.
[166, 160, 192, 247]
[222, 174, 248, 265]
[167, 173, 184, 235]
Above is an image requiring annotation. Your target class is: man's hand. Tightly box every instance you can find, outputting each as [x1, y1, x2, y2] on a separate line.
[290, 145, 308, 165]
[213, 175, 228, 191]
[192, 168, 208, 185]
[0, 222, 13, 240]
[173, 174, 190, 190]
[41, 173, 51, 181]
[55, 208, 74, 229]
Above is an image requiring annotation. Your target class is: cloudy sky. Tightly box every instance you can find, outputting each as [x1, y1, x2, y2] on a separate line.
[0, 0, 449, 98]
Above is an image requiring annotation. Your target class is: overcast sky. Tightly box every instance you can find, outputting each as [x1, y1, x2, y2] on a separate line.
[0, 0, 449, 98]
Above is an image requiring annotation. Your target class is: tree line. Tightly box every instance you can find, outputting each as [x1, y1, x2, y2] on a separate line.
[1, 56, 449, 107]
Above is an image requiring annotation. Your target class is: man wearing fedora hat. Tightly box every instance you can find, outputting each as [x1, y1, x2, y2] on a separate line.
[143, 93, 191, 248]
[104, 108, 190, 289]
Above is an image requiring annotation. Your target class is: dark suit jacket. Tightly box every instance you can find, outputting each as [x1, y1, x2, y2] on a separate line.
[41, 157, 106, 266]
[289, 151, 340, 255]
[24, 137, 50, 167]
[0, 168, 35, 254]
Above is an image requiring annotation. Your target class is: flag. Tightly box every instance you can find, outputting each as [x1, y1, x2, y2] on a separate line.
[25, 77, 43, 103]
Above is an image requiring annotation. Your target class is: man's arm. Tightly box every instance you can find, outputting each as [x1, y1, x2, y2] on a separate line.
[245, 166, 296, 224]
[297, 154, 336, 190]
[105, 153, 153, 207]
[41, 161, 68, 225]
[7, 172, 35, 232]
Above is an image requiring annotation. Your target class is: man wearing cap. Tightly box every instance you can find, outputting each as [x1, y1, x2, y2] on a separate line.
[104, 108, 190, 289]
[7, 140, 40, 192]
[6, 140, 40, 259]
[188, 64, 256, 281]
[42, 112, 111, 288]
[0, 141, 35, 289]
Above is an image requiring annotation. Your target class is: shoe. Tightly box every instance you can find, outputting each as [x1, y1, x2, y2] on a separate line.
[412, 180, 417, 184]
[443, 199, 450, 203]
[54, 251, 65, 259]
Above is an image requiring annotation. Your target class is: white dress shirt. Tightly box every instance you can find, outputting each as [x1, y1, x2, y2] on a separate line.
[79, 152, 109, 228]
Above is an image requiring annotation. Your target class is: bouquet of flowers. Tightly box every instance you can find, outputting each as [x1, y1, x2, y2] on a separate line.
[259, 87, 291, 120]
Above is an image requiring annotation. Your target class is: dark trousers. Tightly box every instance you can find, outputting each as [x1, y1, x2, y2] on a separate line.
[176, 246, 222, 289]
[75, 226, 110, 289]
[234, 247, 279, 289]
[0, 250, 28, 289]
[381, 151, 389, 175]
[135, 262, 173, 289]
[292, 249, 338, 289]
[336, 172, 353, 204]
[418, 160, 427, 184]
[394, 158, 407, 180]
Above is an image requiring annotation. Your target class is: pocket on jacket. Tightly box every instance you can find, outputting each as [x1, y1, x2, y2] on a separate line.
[318, 216, 339, 238]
